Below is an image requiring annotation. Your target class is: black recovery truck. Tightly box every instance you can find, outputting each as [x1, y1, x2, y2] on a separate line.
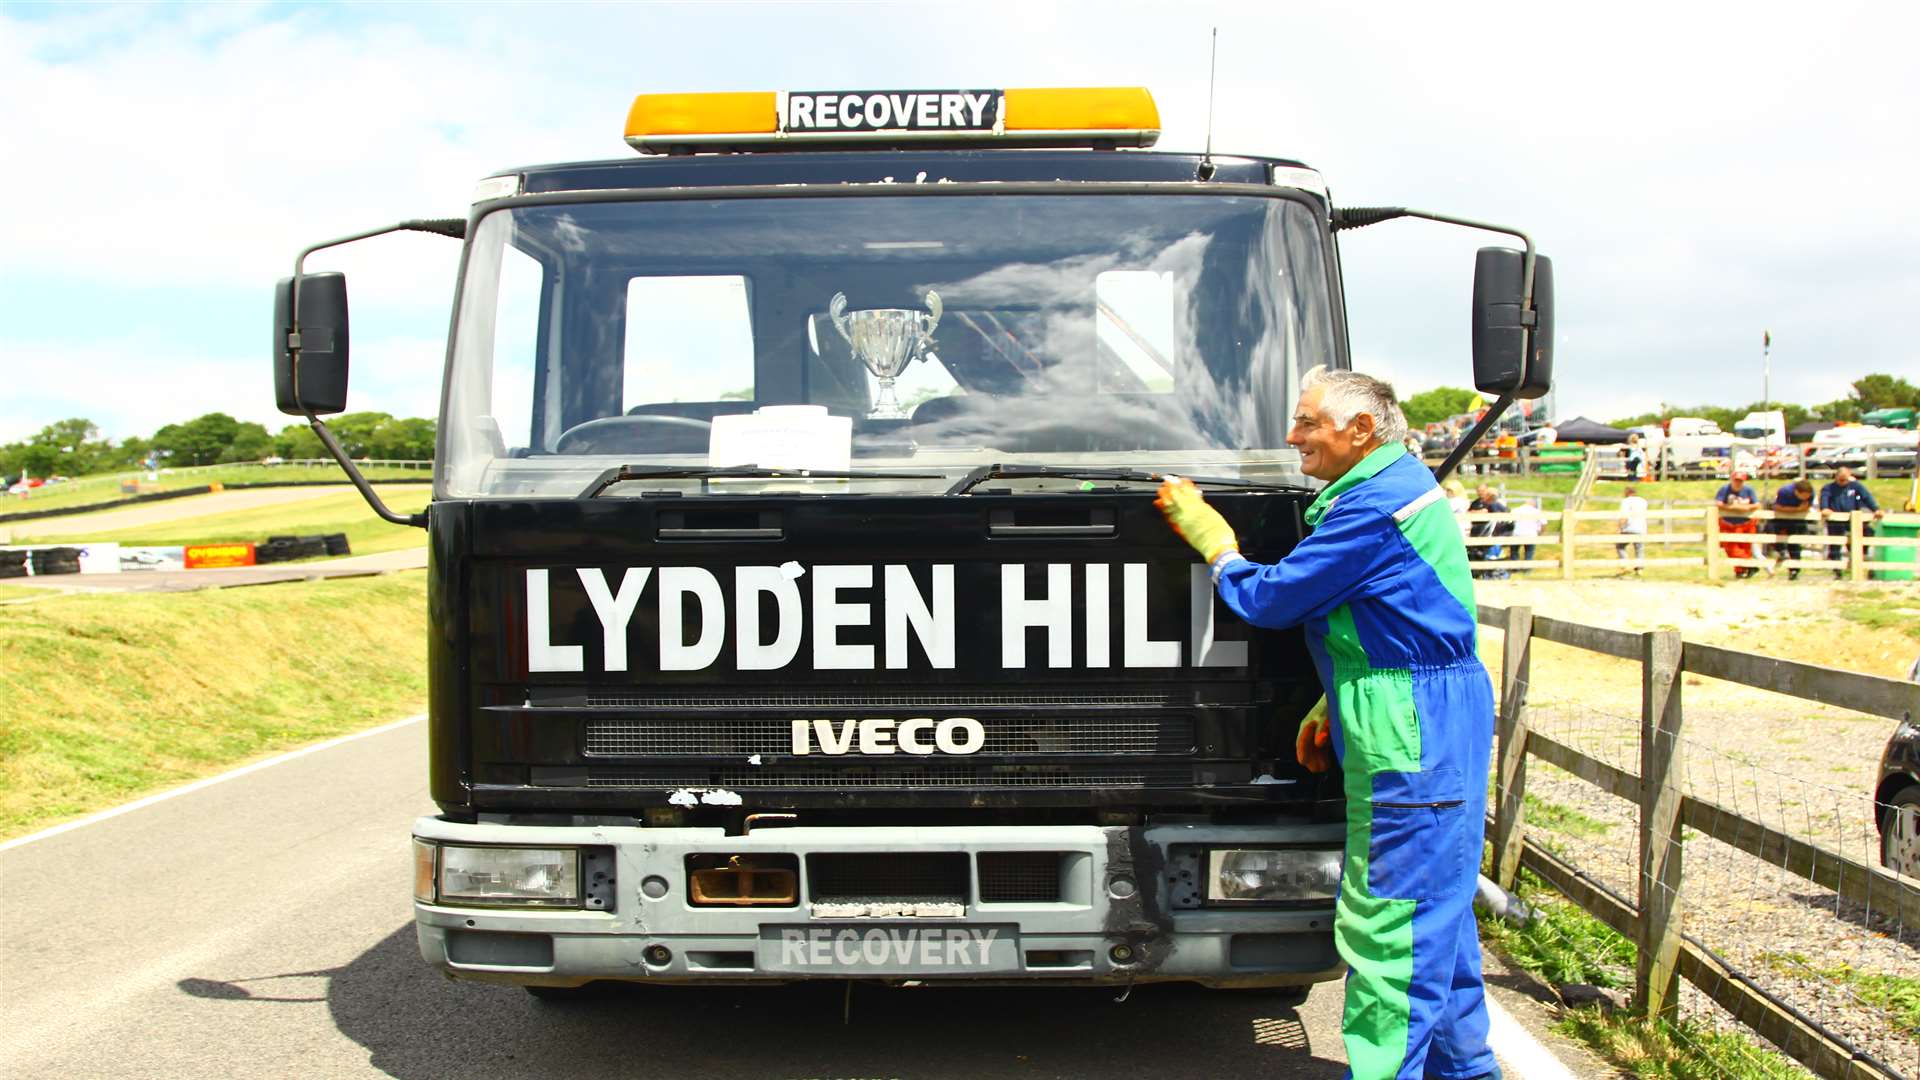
[273, 87, 1551, 994]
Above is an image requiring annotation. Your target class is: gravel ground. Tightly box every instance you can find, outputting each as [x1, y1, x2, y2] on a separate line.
[1479, 579, 1920, 1075]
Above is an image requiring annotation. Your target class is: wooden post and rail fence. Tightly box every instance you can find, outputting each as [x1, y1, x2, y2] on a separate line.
[1459, 507, 1919, 581]
[1485, 603, 1920, 1079]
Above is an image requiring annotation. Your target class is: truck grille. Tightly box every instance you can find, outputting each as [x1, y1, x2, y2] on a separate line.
[584, 716, 1193, 756]
[577, 691, 1177, 709]
[809, 853, 968, 904]
[978, 852, 1064, 902]
[584, 765, 1192, 788]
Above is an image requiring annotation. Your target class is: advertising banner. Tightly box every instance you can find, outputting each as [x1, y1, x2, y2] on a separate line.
[119, 546, 186, 572]
[184, 543, 256, 570]
[75, 543, 122, 575]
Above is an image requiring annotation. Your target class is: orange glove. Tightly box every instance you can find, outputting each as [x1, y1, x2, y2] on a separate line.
[1295, 711, 1333, 774]
[1154, 477, 1239, 564]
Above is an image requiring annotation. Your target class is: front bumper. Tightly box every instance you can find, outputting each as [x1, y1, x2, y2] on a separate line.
[412, 818, 1343, 988]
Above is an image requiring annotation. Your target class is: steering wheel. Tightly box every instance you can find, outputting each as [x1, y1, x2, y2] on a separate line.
[553, 415, 713, 455]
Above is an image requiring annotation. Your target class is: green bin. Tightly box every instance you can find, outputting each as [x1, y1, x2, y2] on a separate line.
[1873, 520, 1917, 581]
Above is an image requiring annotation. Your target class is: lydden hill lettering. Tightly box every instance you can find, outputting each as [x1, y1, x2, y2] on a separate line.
[523, 562, 1246, 674]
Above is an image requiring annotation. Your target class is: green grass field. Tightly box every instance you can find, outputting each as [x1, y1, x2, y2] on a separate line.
[0, 583, 58, 602]
[0, 574, 428, 839]
[4, 462, 430, 516]
[12, 485, 433, 557]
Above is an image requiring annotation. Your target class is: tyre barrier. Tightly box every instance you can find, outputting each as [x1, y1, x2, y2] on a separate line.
[253, 534, 348, 564]
[1, 547, 85, 577]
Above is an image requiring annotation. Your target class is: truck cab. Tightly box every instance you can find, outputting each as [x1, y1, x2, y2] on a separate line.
[271, 87, 1551, 995]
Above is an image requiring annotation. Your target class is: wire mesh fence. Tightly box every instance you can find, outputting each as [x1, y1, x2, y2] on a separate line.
[1484, 606, 1920, 1079]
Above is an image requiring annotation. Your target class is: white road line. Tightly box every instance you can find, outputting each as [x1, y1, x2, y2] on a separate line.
[1485, 991, 1581, 1080]
[0, 713, 424, 853]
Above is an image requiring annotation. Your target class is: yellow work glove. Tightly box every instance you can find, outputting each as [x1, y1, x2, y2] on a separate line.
[1295, 709, 1333, 774]
[1154, 477, 1239, 564]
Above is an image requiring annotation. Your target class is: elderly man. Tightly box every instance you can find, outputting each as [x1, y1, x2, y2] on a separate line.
[1157, 366, 1497, 1080]
[1821, 466, 1884, 579]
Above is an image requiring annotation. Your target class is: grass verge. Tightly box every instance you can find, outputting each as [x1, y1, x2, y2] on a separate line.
[13, 485, 433, 558]
[1523, 793, 1614, 838]
[1837, 596, 1920, 641]
[1478, 869, 1811, 1079]
[1760, 953, 1920, 1038]
[0, 573, 427, 839]
[0, 583, 58, 602]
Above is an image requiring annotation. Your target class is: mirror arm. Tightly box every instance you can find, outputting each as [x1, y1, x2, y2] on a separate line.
[306, 413, 426, 528]
[287, 218, 463, 532]
[1333, 205, 1544, 481]
[1433, 391, 1516, 484]
[1333, 206, 1538, 331]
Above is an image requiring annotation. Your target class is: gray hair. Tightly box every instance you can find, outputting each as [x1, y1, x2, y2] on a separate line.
[1302, 365, 1409, 447]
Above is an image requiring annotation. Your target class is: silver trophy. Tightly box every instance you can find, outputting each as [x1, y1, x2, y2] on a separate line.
[829, 290, 942, 419]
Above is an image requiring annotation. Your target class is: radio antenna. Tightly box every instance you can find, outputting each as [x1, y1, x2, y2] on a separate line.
[1198, 27, 1219, 180]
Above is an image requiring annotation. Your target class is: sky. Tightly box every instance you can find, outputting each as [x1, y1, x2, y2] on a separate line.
[2, 0, 1916, 444]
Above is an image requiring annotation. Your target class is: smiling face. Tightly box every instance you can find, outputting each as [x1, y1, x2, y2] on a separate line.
[1288, 385, 1380, 482]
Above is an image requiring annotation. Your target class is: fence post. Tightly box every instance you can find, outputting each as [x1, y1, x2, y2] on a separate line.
[1704, 503, 1723, 581]
[1493, 606, 1534, 889]
[1850, 511, 1868, 582]
[1637, 629, 1685, 1021]
[1560, 513, 1576, 580]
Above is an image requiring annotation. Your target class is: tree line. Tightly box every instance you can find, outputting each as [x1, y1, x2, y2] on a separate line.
[0, 412, 435, 480]
[1400, 373, 1918, 431]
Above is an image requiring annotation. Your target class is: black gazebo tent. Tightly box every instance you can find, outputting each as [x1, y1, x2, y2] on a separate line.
[1552, 416, 1632, 444]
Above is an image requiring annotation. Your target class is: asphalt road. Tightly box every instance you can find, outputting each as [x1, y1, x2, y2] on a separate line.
[1, 719, 1375, 1080]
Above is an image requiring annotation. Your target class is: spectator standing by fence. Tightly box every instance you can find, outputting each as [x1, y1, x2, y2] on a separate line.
[1444, 479, 1471, 540]
[1820, 466, 1883, 579]
[1770, 478, 1816, 579]
[1468, 484, 1510, 579]
[1509, 498, 1545, 571]
[1617, 485, 1648, 574]
[1715, 472, 1762, 578]
[1623, 432, 1647, 481]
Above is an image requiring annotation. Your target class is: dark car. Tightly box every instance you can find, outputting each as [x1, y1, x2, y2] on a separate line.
[1874, 656, 1920, 877]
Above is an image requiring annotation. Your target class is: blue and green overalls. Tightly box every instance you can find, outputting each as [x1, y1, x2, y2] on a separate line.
[1209, 443, 1495, 1080]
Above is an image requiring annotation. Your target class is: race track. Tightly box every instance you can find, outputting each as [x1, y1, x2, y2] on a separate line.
[11, 485, 358, 538]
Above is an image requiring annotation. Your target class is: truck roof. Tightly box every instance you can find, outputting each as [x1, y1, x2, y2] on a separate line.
[505, 150, 1315, 196]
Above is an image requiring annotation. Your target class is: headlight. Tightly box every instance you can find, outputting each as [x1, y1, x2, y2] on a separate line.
[1207, 848, 1342, 903]
[437, 845, 581, 907]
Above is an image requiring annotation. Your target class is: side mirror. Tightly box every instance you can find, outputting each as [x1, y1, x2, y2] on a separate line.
[1470, 248, 1553, 400]
[274, 272, 351, 415]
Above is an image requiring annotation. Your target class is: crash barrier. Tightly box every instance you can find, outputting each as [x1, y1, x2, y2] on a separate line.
[1484, 604, 1920, 1079]
[0, 534, 349, 577]
[253, 534, 351, 563]
[1459, 508, 1920, 581]
[0, 547, 82, 578]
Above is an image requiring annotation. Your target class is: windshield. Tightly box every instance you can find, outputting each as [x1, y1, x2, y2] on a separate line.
[442, 191, 1337, 497]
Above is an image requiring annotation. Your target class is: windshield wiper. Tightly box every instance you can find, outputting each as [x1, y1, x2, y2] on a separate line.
[944, 463, 1310, 496]
[584, 464, 947, 498]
